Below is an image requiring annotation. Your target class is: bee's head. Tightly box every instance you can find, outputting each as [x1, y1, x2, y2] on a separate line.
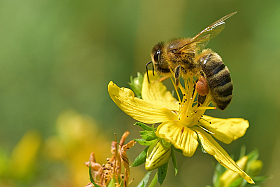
[149, 42, 171, 75]
[146, 42, 171, 83]
[151, 42, 164, 65]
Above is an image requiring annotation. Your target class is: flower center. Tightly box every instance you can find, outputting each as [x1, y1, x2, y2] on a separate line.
[175, 72, 213, 127]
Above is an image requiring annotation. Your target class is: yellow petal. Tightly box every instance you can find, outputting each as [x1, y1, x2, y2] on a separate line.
[108, 81, 178, 124]
[220, 156, 248, 187]
[142, 70, 179, 111]
[193, 127, 254, 184]
[199, 115, 249, 144]
[156, 121, 198, 157]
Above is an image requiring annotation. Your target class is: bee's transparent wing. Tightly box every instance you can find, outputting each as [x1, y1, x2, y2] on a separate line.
[180, 12, 237, 53]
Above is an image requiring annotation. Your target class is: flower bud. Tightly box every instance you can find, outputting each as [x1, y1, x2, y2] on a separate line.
[247, 160, 263, 176]
[128, 72, 143, 97]
[145, 139, 171, 171]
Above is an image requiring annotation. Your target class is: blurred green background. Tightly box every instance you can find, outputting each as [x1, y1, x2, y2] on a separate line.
[0, 0, 279, 186]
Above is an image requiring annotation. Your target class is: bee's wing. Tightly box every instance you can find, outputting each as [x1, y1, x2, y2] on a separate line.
[180, 12, 237, 53]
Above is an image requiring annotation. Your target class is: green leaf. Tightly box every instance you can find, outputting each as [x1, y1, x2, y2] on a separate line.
[240, 175, 269, 187]
[140, 131, 157, 141]
[108, 179, 116, 187]
[227, 177, 242, 187]
[238, 145, 246, 159]
[247, 149, 259, 161]
[158, 161, 168, 185]
[134, 122, 153, 131]
[131, 146, 149, 167]
[171, 146, 178, 176]
[135, 138, 156, 146]
[252, 175, 270, 182]
[137, 171, 152, 187]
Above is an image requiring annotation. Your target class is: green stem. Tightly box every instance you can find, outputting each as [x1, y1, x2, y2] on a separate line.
[148, 172, 158, 187]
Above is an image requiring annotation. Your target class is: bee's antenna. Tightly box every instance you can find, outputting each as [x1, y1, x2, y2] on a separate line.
[146, 61, 154, 83]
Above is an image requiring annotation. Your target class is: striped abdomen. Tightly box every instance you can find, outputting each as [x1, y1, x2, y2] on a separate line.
[198, 49, 233, 110]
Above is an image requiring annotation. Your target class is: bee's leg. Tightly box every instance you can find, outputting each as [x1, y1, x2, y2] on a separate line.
[192, 79, 197, 97]
[145, 61, 154, 83]
[159, 76, 169, 82]
[198, 95, 207, 107]
[174, 65, 181, 87]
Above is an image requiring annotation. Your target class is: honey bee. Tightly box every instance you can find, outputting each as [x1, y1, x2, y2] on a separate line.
[146, 12, 236, 110]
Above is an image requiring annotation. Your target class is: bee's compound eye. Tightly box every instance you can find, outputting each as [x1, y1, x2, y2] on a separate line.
[153, 50, 161, 63]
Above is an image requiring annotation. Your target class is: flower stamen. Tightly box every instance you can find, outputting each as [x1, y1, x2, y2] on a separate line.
[170, 77, 182, 104]
[198, 125, 214, 135]
[195, 106, 216, 110]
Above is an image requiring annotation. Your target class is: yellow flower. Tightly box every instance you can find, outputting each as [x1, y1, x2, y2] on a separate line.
[44, 110, 111, 186]
[108, 71, 254, 184]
